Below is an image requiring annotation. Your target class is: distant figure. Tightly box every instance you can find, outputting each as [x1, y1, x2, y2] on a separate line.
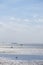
[16, 57, 18, 59]
[11, 46, 13, 48]
[20, 44, 23, 46]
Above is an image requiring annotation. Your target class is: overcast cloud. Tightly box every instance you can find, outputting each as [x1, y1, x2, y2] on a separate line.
[0, 0, 43, 43]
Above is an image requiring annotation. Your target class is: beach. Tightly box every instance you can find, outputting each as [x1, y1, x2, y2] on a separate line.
[0, 47, 43, 55]
[0, 57, 43, 65]
[0, 45, 43, 65]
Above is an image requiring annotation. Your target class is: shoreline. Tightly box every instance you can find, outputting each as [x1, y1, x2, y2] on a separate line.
[0, 47, 43, 55]
[0, 47, 43, 65]
[0, 57, 43, 65]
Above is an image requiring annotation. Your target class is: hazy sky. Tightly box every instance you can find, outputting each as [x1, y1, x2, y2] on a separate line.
[0, 0, 43, 43]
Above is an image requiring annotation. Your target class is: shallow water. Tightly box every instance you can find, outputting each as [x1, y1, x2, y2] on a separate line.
[0, 54, 43, 60]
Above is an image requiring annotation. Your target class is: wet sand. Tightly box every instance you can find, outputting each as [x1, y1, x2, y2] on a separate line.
[0, 46, 43, 65]
[0, 57, 43, 65]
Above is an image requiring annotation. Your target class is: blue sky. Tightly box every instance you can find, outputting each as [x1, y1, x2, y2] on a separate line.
[0, 0, 43, 43]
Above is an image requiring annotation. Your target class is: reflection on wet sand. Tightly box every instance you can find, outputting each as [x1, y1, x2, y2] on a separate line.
[0, 58, 43, 65]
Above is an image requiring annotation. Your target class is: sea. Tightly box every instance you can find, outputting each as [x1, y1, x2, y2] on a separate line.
[0, 44, 43, 61]
[0, 54, 43, 60]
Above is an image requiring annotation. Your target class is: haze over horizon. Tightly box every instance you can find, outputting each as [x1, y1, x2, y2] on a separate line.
[0, 0, 43, 44]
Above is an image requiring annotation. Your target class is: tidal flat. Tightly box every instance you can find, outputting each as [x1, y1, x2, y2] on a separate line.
[0, 58, 43, 65]
[0, 44, 43, 65]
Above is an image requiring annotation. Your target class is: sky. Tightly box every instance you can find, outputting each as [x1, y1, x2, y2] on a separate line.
[0, 0, 43, 44]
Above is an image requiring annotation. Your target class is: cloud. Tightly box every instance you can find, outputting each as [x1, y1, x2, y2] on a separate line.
[0, 16, 43, 30]
[0, 16, 43, 43]
[0, 0, 43, 43]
